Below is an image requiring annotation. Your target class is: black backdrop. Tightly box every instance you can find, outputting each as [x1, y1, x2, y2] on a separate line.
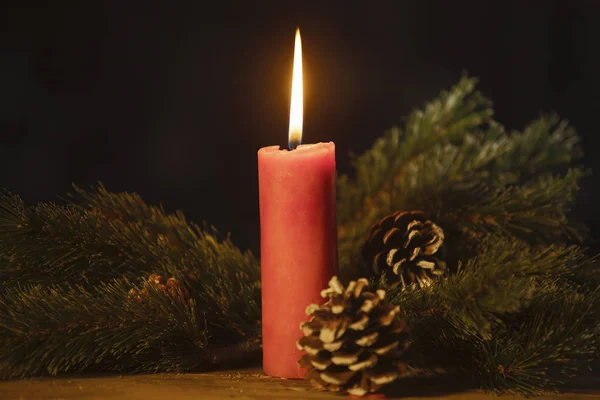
[2, 1, 599, 254]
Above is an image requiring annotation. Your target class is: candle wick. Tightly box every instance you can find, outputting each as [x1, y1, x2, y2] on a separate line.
[289, 138, 301, 151]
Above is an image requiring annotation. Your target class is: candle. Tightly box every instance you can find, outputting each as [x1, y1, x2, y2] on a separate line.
[258, 28, 338, 379]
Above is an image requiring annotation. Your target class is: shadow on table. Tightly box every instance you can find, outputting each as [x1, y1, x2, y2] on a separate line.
[196, 354, 263, 373]
[378, 362, 600, 398]
[379, 373, 473, 398]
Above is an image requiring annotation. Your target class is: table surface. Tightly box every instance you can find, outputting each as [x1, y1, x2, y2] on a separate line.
[1, 368, 599, 400]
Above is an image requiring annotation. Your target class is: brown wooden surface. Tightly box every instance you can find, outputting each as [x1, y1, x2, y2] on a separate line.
[1, 368, 599, 400]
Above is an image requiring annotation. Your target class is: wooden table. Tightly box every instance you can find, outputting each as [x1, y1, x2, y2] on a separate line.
[1, 368, 599, 400]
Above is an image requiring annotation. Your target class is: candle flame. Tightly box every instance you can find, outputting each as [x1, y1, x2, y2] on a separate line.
[288, 28, 303, 150]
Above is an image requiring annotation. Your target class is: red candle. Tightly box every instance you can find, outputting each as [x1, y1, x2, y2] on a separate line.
[257, 29, 338, 379]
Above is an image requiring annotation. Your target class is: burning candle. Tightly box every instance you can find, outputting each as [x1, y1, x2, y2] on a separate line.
[257, 28, 338, 379]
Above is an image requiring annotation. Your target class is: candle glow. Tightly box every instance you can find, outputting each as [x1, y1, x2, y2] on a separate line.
[288, 28, 303, 150]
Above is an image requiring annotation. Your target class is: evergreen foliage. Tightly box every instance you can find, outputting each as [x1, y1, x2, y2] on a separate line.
[0, 187, 261, 377]
[337, 76, 598, 393]
[0, 76, 597, 395]
[337, 77, 585, 280]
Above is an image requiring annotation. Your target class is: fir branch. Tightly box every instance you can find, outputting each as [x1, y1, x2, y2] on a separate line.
[0, 187, 262, 377]
[434, 168, 585, 244]
[70, 183, 199, 247]
[0, 191, 26, 236]
[403, 287, 598, 395]
[345, 84, 594, 394]
[394, 115, 583, 210]
[337, 79, 584, 278]
[383, 237, 596, 395]
[473, 286, 598, 395]
[337, 76, 493, 227]
[490, 115, 582, 183]
[0, 188, 259, 291]
[0, 275, 261, 378]
[0, 279, 207, 377]
[385, 235, 587, 336]
[339, 112, 581, 229]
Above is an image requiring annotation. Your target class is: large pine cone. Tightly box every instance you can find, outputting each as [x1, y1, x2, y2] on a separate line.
[297, 276, 410, 396]
[362, 211, 446, 289]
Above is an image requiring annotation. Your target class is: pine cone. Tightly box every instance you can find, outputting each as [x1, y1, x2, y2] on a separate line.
[297, 276, 410, 396]
[129, 274, 190, 305]
[362, 211, 447, 289]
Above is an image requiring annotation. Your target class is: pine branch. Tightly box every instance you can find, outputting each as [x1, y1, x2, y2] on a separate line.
[0, 188, 260, 291]
[337, 77, 495, 278]
[402, 286, 598, 395]
[70, 183, 199, 245]
[473, 285, 598, 395]
[337, 78, 583, 279]
[385, 235, 587, 336]
[0, 187, 261, 377]
[381, 236, 596, 395]
[337, 76, 493, 227]
[0, 279, 203, 377]
[339, 77, 594, 395]
[0, 275, 261, 378]
[432, 168, 586, 245]
[490, 115, 582, 184]
[339, 113, 581, 229]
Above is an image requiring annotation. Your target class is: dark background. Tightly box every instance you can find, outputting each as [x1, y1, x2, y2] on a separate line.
[2, 1, 599, 254]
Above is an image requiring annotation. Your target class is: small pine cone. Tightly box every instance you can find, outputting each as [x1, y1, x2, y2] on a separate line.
[166, 277, 190, 300]
[297, 276, 410, 396]
[128, 288, 144, 304]
[362, 211, 447, 290]
[130, 274, 192, 308]
[148, 273, 165, 286]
